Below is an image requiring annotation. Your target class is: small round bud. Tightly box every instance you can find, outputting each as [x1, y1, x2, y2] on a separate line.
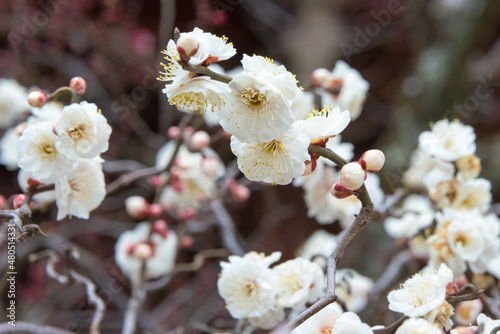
[152, 219, 169, 238]
[69, 77, 87, 95]
[183, 126, 194, 137]
[190, 131, 211, 151]
[180, 236, 194, 249]
[330, 182, 354, 199]
[229, 184, 251, 203]
[455, 154, 481, 180]
[150, 174, 166, 187]
[176, 35, 200, 59]
[149, 203, 163, 217]
[125, 196, 149, 219]
[339, 162, 366, 190]
[13, 194, 26, 209]
[310, 68, 330, 87]
[167, 126, 180, 139]
[133, 243, 153, 260]
[360, 149, 385, 173]
[455, 299, 482, 325]
[27, 90, 48, 108]
[0, 195, 6, 209]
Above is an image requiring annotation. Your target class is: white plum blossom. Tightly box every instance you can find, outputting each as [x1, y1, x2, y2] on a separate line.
[17, 121, 76, 182]
[18, 169, 55, 203]
[295, 106, 350, 143]
[0, 126, 22, 170]
[384, 195, 435, 238]
[291, 302, 344, 334]
[395, 318, 443, 334]
[319, 60, 370, 120]
[218, 54, 301, 143]
[273, 258, 324, 310]
[418, 119, 476, 162]
[247, 307, 285, 330]
[239, 251, 282, 267]
[387, 263, 453, 317]
[178, 27, 236, 65]
[297, 230, 338, 267]
[115, 222, 178, 282]
[55, 102, 112, 160]
[335, 269, 374, 312]
[54, 158, 106, 220]
[217, 254, 281, 319]
[477, 313, 500, 334]
[330, 312, 374, 334]
[291, 91, 315, 120]
[30, 102, 63, 123]
[230, 123, 309, 185]
[0, 78, 30, 128]
[404, 149, 455, 191]
[487, 254, 500, 279]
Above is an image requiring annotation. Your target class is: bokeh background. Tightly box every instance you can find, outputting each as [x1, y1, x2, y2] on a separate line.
[1, 0, 500, 333]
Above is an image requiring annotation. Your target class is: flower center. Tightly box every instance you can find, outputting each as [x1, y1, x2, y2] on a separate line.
[40, 141, 56, 156]
[263, 140, 283, 155]
[243, 280, 258, 297]
[240, 88, 267, 113]
[68, 124, 87, 140]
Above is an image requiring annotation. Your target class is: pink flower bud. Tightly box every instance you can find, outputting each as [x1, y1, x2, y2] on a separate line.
[13, 194, 26, 209]
[180, 236, 194, 249]
[310, 68, 330, 87]
[133, 243, 153, 260]
[27, 178, 42, 190]
[0, 195, 6, 209]
[190, 131, 211, 151]
[330, 182, 354, 199]
[222, 129, 232, 138]
[229, 184, 251, 203]
[183, 126, 194, 137]
[69, 77, 87, 95]
[167, 126, 180, 139]
[339, 162, 366, 190]
[125, 196, 149, 219]
[149, 203, 163, 217]
[176, 35, 199, 58]
[27, 90, 47, 108]
[150, 174, 166, 187]
[152, 219, 169, 238]
[360, 149, 385, 173]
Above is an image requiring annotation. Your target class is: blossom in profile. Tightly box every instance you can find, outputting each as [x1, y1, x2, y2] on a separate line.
[230, 123, 309, 185]
[291, 302, 343, 334]
[54, 158, 106, 220]
[218, 55, 301, 143]
[115, 222, 178, 282]
[418, 119, 476, 162]
[403, 149, 455, 191]
[477, 313, 500, 334]
[387, 263, 453, 317]
[0, 78, 30, 128]
[335, 269, 374, 312]
[217, 254, 281, 319]
[317, 60, 370, 121]
[295, 106, 350, 143]
[17, 121, 76, 182]
[177, 27, 236, 65]
[297, 230, 338, 267]
[273, 258, 324, 310]
[55, 102, 112, 160]
[384, 195, 435, 239]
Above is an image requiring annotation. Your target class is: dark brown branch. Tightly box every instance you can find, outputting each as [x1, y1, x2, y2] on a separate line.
[373, 316, 408, 334]
[186, 63, 233, 84]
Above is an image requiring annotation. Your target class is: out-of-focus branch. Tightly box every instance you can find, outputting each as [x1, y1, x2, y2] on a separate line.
[0, 322, 76, 334]
[210, 199, 245, 256]
[29, 250, 105, 334]
[372, 250, 412, 294]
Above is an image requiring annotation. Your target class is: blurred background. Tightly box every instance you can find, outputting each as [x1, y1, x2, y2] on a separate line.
[1, 0, 500, 333]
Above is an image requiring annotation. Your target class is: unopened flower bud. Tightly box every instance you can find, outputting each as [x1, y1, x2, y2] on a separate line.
[340, 162, 366, 190]
[152, 219, 169, 238]
[0, 195, 6, 209]
[183, 126, 194, 137]
[149, 203, 163, 217]
[125, 196, 149, 219]
[150, 174, 166, 187]
[181, 236, 194, 249]
[69, 77, 87, 95]
[311, 68, 331, 87]
[27, 90, 48, 108]
[455, 154, 481, 180]
[190, 131, 211, 151]
[455, 299, 482, 325]
[27, 178, 42, 190]
[229, 184, 250, 203]
[133, 243, 153, 260]
[360, 149, 385, 173]
[330, 182, 354, 199]
[176, 35, 199, 59]
[13, 194, 26, 209]
[167, 126, 180, 139]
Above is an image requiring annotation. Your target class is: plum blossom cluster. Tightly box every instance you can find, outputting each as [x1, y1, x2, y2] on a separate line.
[0, 78, 111, 220]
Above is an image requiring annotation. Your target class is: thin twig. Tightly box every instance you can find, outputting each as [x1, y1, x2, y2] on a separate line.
[210, 199, 245, 256]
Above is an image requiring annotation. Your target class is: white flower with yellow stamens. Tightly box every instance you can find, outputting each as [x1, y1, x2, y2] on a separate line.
[55, 102, 112, 160]
[217, 55, 301, 143]
[55, 158, 106, 220]
[0, 78, 30, 128]
[217, 254, 281, 319]
[296, 106, 350, 143]
[179, 27, 236, 65]
[17, 121, 76, 182]
[230, 123, 309, 185]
